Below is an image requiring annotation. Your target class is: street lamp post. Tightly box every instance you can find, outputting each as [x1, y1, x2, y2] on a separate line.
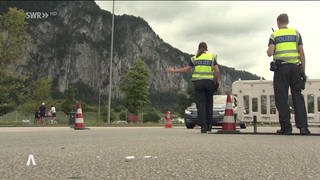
[98, 79, 101, 125]
[107, 0, 115, 124]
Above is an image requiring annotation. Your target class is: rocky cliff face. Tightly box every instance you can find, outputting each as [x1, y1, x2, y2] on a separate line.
[1, 1, 260, 104]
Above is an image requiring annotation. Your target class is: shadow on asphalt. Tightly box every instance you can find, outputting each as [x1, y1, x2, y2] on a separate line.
[211, 132, 320, 136]
[189, 127, 320, 136]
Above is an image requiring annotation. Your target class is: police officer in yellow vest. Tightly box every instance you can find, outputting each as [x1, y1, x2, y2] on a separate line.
[167, 42, 220, 133]
[267, 13, 310, 135]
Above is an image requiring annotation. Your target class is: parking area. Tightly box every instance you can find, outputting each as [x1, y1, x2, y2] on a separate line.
[1, 126, 320, 179]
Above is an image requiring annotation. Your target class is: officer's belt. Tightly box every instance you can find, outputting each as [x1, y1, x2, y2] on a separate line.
[275, 60, 300, 65]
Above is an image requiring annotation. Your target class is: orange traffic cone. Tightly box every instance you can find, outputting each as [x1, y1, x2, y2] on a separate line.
[217, 94, 239, 134]
[74, 101, 85, 130]
[165, 111, 172, 128]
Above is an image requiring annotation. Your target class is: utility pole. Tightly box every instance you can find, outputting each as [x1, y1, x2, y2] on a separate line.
[107, 0, 115, 124]
[98, 80, 101, 125]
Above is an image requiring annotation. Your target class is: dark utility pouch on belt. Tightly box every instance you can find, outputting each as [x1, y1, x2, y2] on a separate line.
[269, 60, 282, 71]
[297, 69, 307, 90]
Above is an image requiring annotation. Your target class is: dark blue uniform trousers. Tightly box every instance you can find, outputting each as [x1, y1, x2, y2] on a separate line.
[273, 63, 308, 130]
[193, 79, 218, 132]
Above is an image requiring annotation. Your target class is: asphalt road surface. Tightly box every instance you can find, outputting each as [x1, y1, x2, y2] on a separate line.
[1, 126, 320, 180]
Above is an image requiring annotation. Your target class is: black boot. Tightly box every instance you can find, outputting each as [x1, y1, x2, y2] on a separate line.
[201, 130, 207, 134]
[276, 128, 292, 135]
[276, 123, 292, 135]
[299, 127, 311, 135]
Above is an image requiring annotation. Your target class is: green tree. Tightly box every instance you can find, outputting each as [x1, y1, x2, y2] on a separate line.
[120, 58, 150, 117]
[61, 86, 77, 115]
[177, 93, 190, 116]
[0, 7, 29, 115]
[0, 7, 28, 72]
[18, 78, 53, 114]
[177, 80, 195, 115]
[0, 74, 26, 115]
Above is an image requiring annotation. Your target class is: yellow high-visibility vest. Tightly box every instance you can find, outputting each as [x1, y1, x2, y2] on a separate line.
[191, 53, 217, 81]
[271, 28, 300, 63]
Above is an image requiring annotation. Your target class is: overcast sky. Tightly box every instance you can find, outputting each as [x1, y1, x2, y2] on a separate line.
[95, 1, 320, 80]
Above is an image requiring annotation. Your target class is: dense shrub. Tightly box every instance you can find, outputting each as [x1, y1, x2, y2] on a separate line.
[119, 111, 126, 121]
[143, 111, 160, 123]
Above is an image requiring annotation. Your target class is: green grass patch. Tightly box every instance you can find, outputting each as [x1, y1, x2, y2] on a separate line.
[0, 111, 185, 127]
